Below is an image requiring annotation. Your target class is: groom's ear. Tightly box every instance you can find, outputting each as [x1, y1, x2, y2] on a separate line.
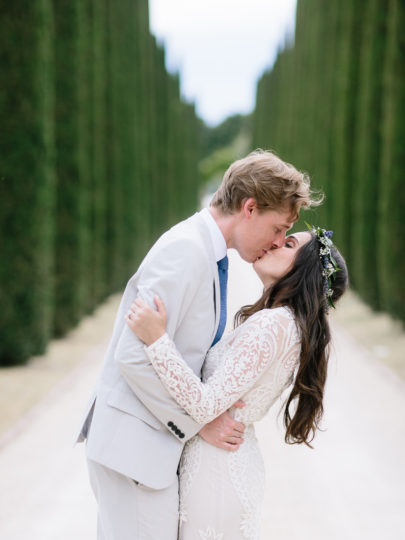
[243, 198, 257, 218]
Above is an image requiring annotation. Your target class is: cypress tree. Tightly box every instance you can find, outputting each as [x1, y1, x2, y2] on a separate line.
[117, 0, 139, 281]
[167, 73, 183, 222]
[89, 0, 108, 305]
[296, 0, 322, 174]
[308, 1, 340, 226]
[77, 0, 93, 313]
[252, 74, 264, 149]
[252, 72, 267, 150]
[332, 0, 363, 263]
[131, 0, 151, 256]
[181, 102, 200, 216]
[272, 47, 295, 159]
[0, 0, 55, 364]
[377, 0, 405, 321]
[0, 0, 203, 364]
[321, 2, 343, 226]
[53, 0, 92, 335]
[250, 0, 405, 325]
[289, 0, 312, 171]
[146, 33, 161, 240]
[104, 0, 126, 290]
[154, 45, 170, 230]
[351, 0, 387, 306]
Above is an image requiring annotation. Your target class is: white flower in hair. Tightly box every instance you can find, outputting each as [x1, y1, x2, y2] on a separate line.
[306, 222, 340, 310]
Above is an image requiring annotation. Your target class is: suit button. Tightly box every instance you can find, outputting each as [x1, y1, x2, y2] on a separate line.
[179, 433, 185, 439]
[168, 421, 174, 428]
[174, 428, 180, 435]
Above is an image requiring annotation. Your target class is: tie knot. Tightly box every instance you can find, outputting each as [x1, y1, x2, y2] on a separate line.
[217, 255, 228, 272]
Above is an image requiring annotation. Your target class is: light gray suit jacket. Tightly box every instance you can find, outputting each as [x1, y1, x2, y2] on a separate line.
[77, 212, 221, 489]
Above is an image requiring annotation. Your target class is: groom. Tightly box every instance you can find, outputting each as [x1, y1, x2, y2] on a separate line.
[77, 150, 318, 539]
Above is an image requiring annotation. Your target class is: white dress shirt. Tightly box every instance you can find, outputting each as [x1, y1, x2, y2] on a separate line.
[200, 208, 227, 262]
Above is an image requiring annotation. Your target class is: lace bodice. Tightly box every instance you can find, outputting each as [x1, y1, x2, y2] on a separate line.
[145, 306, 301, 426]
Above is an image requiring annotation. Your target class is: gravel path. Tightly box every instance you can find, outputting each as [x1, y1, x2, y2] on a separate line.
[0, 250, 404, 539]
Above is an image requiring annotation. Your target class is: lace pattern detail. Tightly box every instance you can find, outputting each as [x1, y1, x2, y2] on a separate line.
[233, 384, 280, 424]
[145, 307, 300, 425]
[228, 425, 265, 540]
[145, 307, 301, 540]
[178, 435, 202, 524]
[198, 527, 224, 539]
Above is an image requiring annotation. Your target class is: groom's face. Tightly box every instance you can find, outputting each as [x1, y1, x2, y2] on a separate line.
[233, 206, 295, 263]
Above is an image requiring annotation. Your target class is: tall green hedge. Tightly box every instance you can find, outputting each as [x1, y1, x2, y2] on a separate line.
[352, 0, 387, 308]
[378, 0, 405, 321]
[0, 0, 202, 365]
[53, 0, 91, 335]
[332, 0, 363, 263]
[0, 1, 55, 364]
[89, 0, 108, 306]
[252, 0, 405, 325]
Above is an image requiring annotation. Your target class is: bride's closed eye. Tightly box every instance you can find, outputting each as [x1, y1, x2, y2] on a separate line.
[284, 234, 298, 248]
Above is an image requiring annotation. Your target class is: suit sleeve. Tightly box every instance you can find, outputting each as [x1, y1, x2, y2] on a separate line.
[114, 237, 210, 442]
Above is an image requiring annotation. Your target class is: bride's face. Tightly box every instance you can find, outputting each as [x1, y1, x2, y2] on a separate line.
[252, 231, 311, 289]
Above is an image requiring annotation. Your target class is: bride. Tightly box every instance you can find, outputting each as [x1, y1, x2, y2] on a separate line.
[125, 226, 348, 540]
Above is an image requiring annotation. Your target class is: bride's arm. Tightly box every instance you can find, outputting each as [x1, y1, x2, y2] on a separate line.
[126, 298, 286, 424]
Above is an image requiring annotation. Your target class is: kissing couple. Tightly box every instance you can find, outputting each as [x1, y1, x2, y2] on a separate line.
[77, 150, 348, 539]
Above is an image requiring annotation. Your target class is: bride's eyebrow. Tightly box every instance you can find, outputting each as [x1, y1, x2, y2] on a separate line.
[286, 235, 298, 244]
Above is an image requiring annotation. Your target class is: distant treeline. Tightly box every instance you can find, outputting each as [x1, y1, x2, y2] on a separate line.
[199, 114, 251, 160]
[0, 0, 200, 365]
[253, 0, 405, 324]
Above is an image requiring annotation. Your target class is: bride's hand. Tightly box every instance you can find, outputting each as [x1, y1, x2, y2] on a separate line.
[125, 296, 167, 346]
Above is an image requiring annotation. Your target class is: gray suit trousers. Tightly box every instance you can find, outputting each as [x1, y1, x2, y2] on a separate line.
[87, 458, 179, 539]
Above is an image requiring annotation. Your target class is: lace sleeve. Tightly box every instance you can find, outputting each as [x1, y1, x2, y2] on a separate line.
[144, 309, 294, 423]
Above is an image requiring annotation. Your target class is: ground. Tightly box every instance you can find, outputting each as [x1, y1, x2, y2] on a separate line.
[0, 250, 404, 539]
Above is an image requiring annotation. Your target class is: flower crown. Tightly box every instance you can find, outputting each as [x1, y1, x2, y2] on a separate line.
[306, 223, 340, 310]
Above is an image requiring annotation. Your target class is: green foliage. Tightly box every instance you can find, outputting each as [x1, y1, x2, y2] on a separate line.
[197, 113, 252, 194]
[53, 0, 92, 335]
[332, 0, 363, 263]
[378, 0, 405, 321]
[199, 114, 251, 160]
[199, 146, 237, 185]
[0, 0, 202, 365]
[352, 0, 387, 308]
[252, 0, 405, 325]
[89, 0, 108, 306]
[0, 0, 55, 364]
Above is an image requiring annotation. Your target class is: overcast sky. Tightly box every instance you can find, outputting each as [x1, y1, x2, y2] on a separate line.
[148, 0, 297, 126]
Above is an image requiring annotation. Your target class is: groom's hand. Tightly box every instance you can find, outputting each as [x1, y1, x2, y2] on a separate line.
[198, 404, 245, 451]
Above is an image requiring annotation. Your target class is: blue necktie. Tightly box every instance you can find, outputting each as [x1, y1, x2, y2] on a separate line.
[211, 255, 228, 347]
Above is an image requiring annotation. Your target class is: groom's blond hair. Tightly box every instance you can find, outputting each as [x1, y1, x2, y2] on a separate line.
[210, 149, 321, 220]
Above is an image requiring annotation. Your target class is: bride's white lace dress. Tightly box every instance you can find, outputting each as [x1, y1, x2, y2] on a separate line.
[145, 306, 301, 540]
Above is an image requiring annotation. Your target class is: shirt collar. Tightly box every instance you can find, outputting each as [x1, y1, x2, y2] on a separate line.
[200, 208, 227, 262]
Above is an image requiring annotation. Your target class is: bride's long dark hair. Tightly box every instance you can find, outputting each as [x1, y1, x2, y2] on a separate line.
[234, 233, 348, 447]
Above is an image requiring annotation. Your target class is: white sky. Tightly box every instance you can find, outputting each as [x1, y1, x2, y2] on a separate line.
[148, 0, 297, 126]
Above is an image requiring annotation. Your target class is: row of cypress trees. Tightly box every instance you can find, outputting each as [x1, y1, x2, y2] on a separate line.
[0, 0, 201, 365]
[252, 0, 405, 324]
